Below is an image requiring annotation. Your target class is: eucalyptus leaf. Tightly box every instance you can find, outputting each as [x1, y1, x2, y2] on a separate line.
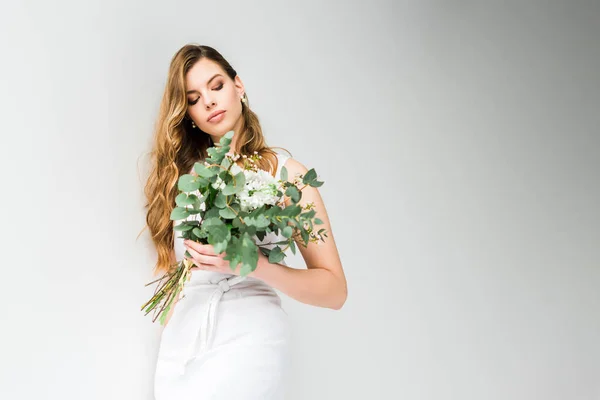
[240, 262, 254, 276]
[170, 207, 190, 221]
[303, 209, 316, 219]
[285, 186, 301, 203]
[244, 214, 271, 228]
[178, 175, 201, 192]
[268, 246, 286, 263]
[192, 227, 204, 238]
[221, 183, 236, 196]
[213, 240, 228, 254]
[281, 204, 302, 217]
[202, 217, 224, 227]
[194, 163, 217, 178]
[282, 226, 293, 238]
[221, 157, 232, 170]
[219, 207, 237, 219]
[204, 207, 221, 220]
[302, 168, 317, 184]
[177, 193, 200, 207]
[301, 230, 309, 246]
[214, 191, 227, 208]
[174, 223, 195, 232]
[207, 224, 230, 244]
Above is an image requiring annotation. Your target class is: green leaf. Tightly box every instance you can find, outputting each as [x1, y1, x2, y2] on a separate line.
[202, 217, 223, 227]
[281, 204, 302, 217]
[222, 130, 234, 144]
[290, 240, 296, 255]
[282, 226, 293, 238]
[232, 215, 245, 229]
[222, 183, 235, 196]
[178, 175, 201, 192]
[240, 262, 254, 276]
[302, 168, 317, 184]
[194, 163, 217, 178]
[223, 231, 258, 276]
[219, 207, 237, 219]
[207, 224, 230, 244]
[191, 227, 206, 240]
[174, 222, 195, 232]
[303, 209, 316, 219]
[285, 186, 301, 203]
[244, 214, 271, 228]
[268, 246, 286, 263]
[301, 229, 309, 246]
[314, 218, 324, 225]
[280, 165, 288, 181]
[223, 237, 243, 269]
[213, 240, 228, 254]
[175, 193, 199, 207]
[230, 202, 241, 213]
[221, 156, 232, 170]
[222, 172, 244, 195]
[214, 191, 227, 208]
[204, 207, 221, 220]
[170, 207, 190, 221]
[241, 232, 259, 265]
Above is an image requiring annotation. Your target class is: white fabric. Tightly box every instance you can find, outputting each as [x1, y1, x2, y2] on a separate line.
[154, 152, 292, 400]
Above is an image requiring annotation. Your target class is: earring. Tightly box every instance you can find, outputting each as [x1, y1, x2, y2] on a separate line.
[241, 94, 247, 105]
[191, 120, 197, 128]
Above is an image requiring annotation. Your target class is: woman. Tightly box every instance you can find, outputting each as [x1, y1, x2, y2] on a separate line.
[143, 44, 347, 399]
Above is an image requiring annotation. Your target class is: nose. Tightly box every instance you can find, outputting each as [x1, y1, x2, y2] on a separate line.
[204, 97, 216, 109]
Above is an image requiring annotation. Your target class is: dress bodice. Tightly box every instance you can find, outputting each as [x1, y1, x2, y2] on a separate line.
[173, 152, 291, 271]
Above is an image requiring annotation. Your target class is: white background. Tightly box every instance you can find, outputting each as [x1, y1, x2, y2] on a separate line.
[0, 1, 598, 399]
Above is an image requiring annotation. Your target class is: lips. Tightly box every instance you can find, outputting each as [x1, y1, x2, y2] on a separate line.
[207, 110, 226, 122]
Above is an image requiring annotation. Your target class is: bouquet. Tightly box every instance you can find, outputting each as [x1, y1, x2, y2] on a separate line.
[141, 130, 327, 324]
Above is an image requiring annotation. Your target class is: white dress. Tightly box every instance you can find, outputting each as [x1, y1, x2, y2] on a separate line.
[154, 153, 292, 400]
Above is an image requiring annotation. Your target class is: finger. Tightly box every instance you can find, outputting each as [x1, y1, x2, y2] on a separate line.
[188, 260, 209, 270]
[184, 240, 215, 256]
[189, 261, 203, 270]
[186, 245, 219, 267]
[186, 255, 215, 269]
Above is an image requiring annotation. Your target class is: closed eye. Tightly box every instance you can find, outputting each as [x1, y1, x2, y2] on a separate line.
[188, 83, 224, 105]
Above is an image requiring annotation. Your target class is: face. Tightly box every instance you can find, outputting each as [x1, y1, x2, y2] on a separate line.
[185, 58, 245, 145]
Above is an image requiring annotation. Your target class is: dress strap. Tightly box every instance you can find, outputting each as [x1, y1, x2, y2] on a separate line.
[275, 153, 290, 180]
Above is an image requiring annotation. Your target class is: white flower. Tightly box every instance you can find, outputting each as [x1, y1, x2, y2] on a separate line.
[211, 176, 227, 190]
[234, 167, 283, 212]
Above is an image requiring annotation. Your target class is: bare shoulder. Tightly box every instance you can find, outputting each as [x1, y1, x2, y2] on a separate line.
[279, 155, 306, 177]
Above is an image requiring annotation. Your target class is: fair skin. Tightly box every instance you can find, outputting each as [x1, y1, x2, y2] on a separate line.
[185, 57, 246, 149]
[162, 58, 347, 327]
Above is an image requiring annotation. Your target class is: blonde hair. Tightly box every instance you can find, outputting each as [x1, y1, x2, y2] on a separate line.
[139, 44, 290, 276]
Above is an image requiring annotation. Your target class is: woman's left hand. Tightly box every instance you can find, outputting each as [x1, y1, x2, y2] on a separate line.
[183, 239, 267, 276]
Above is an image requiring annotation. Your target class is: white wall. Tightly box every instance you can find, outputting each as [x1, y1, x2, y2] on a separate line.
[1, 1, 598, 399]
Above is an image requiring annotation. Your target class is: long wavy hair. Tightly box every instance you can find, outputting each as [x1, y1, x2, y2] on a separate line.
[139, 44, 291, 276]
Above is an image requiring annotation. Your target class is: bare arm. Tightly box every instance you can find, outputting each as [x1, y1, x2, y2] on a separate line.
[250, 157, 347, 310]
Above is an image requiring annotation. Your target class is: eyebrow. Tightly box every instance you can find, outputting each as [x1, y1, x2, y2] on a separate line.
[186, 73, 223, 95]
